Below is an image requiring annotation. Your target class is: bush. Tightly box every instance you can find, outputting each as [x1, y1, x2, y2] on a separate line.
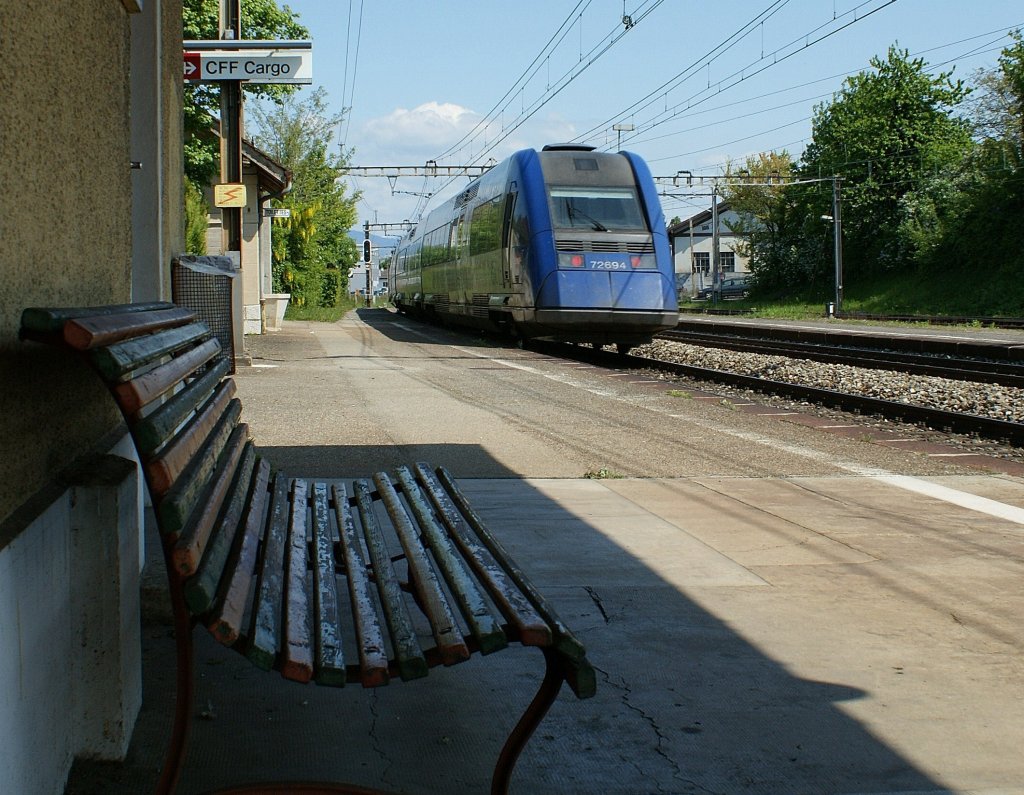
[320, 266, 344, 307]
[184, 178, 208, 254]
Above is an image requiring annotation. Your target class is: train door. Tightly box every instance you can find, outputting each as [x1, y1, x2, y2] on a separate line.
[501, 191, 519, 289]
[452, 211, 470, 302]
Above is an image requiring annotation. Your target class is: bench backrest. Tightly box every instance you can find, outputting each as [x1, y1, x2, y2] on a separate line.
[21, 303, 246, 555]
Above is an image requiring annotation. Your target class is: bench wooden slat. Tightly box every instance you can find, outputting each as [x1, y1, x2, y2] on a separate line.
[207, 456, 271, 646]
[134, 358, 231, 455]
[394, 466, 507, 655]
[373, 472, 470, 667]
[248, 474, 292, 671]
[156, 400, 243, 537]
[310, 482, 346, 686]
[19, 302, 178, 336]
[352, 479, 428, 682]
[332, 483, 389, 688]
[172, 423, 248, 577]
[184, 442, 257, 615]
[91, 321, 212, 381]
[282, 479, 314, 683]
[145, 382, 238, 495]
[426, 466, 597, 697]
[63, 306, 196, 350]
[413, 464, 552, 649]
[112, 337, 221, 415]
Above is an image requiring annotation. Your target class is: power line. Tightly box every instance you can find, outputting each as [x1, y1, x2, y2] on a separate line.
[338, 0, 365, 151]
[420, 0, 667, 212]
[432, 0, 593, 164]
[572, 0, 794, 145]
[642, 29, 1019, 173]
[610, 0, 900, 153]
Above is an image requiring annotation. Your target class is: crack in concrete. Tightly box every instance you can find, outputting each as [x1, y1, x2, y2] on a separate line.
[366, 689, 393, 784]
[595, 664, 719, 795]
[584, 585, 611, 623]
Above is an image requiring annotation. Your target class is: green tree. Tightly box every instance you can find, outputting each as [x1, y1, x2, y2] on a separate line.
[924, 30, 1024, 313]
[799, 46, 973, 281]
[182, 0, 308, 184]
[251, 88, 360, 307]
[721, 151, 802, 292]
[971, 30, 1024, 149]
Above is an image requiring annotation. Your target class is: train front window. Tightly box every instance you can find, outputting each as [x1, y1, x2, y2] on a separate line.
[549, 187, 647, 232]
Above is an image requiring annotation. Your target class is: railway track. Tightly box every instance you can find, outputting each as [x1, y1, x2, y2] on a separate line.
[658, 327, 1024, 388]
[532, 324, 1024, 446]
[679, 307, 1024, 330]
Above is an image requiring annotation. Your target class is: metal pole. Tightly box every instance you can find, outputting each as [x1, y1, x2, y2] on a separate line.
[364, 221, 372, 307]
[689, 219, 696, 297]
[220, 0, 242, 255]
[833, 177, 843, 313]
[711, 186, 720, 305]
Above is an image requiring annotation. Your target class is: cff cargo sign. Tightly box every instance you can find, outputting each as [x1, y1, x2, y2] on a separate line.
[183, 48, 312, 84]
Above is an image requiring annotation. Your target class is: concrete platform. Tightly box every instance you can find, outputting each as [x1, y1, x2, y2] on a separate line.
[65, 313, 1024, 794]
[68, 472, 1024, 794]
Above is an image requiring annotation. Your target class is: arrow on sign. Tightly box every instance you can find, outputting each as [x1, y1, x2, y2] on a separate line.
[183, 52, 201, 80]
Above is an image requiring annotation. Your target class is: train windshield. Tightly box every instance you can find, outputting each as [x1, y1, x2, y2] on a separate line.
[549, 187, 647, 232]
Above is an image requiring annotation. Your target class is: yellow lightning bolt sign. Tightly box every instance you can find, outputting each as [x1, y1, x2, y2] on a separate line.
[214, 183, 247, 208]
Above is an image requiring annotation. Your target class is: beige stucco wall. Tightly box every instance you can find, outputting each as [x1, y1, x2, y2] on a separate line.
[0, 0, 184, 527]
[160, 0, 186, 292]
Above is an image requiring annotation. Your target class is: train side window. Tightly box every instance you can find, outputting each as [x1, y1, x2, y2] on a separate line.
[469, 196, 502, 257]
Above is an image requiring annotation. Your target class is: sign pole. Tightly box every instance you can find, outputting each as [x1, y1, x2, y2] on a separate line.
[220, 0, 243, 255]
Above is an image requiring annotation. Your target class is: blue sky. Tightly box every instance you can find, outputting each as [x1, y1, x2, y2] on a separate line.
[268, 1, 1023, 236]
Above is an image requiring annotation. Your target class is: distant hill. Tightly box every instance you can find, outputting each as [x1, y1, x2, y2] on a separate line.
[347, 230, 403, 250]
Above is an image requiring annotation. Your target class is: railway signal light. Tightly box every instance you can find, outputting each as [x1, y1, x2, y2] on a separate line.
[363, 239, 371, 263]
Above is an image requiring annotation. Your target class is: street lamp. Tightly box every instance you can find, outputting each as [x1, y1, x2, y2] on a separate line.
[821, 178, 844, 316]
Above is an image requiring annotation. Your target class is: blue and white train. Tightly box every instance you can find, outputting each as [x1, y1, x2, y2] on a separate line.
[390, 144, 678, 351]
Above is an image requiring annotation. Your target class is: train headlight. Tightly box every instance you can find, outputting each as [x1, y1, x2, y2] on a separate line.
[558, 253, 585, 268]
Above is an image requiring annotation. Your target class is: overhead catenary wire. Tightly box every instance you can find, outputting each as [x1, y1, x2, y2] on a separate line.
[571, 0, 795, 145]
[431, 0, 594, 164]
[418, 0, 667, 212]
[359, 4, 1019, 226]
[338, 0, 365, 151]
[606, 0, 901, 153]
[409, 0, 864, 217]
[620, 27, 1019, 154]
[648, 30, 1020, 173]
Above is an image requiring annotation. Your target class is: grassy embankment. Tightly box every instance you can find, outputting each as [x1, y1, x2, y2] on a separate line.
[284, 264, 1024, 324]
[687, 263, 1024, 320]
[284, 293, 388, 323]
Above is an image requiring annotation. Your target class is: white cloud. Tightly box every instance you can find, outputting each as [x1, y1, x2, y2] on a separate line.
[360, 101, 483, 156]
[346, 103, 581, 226]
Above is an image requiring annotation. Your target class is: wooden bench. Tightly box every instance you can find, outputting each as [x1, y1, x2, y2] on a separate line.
[20, 302, 595, 795]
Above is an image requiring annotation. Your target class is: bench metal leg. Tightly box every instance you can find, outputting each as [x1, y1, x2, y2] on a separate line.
[154, 555, 566, 795]
[207, 783, 401, 794]
[491, 648, 566, 795]
[155, 571, 196, 795]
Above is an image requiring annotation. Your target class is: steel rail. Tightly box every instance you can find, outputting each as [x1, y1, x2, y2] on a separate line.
[678, 308, 1024, 330]
[657, 329, 1024, 388]
[532, 341, 1024, 447]
[836, 311, 1024, 330]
